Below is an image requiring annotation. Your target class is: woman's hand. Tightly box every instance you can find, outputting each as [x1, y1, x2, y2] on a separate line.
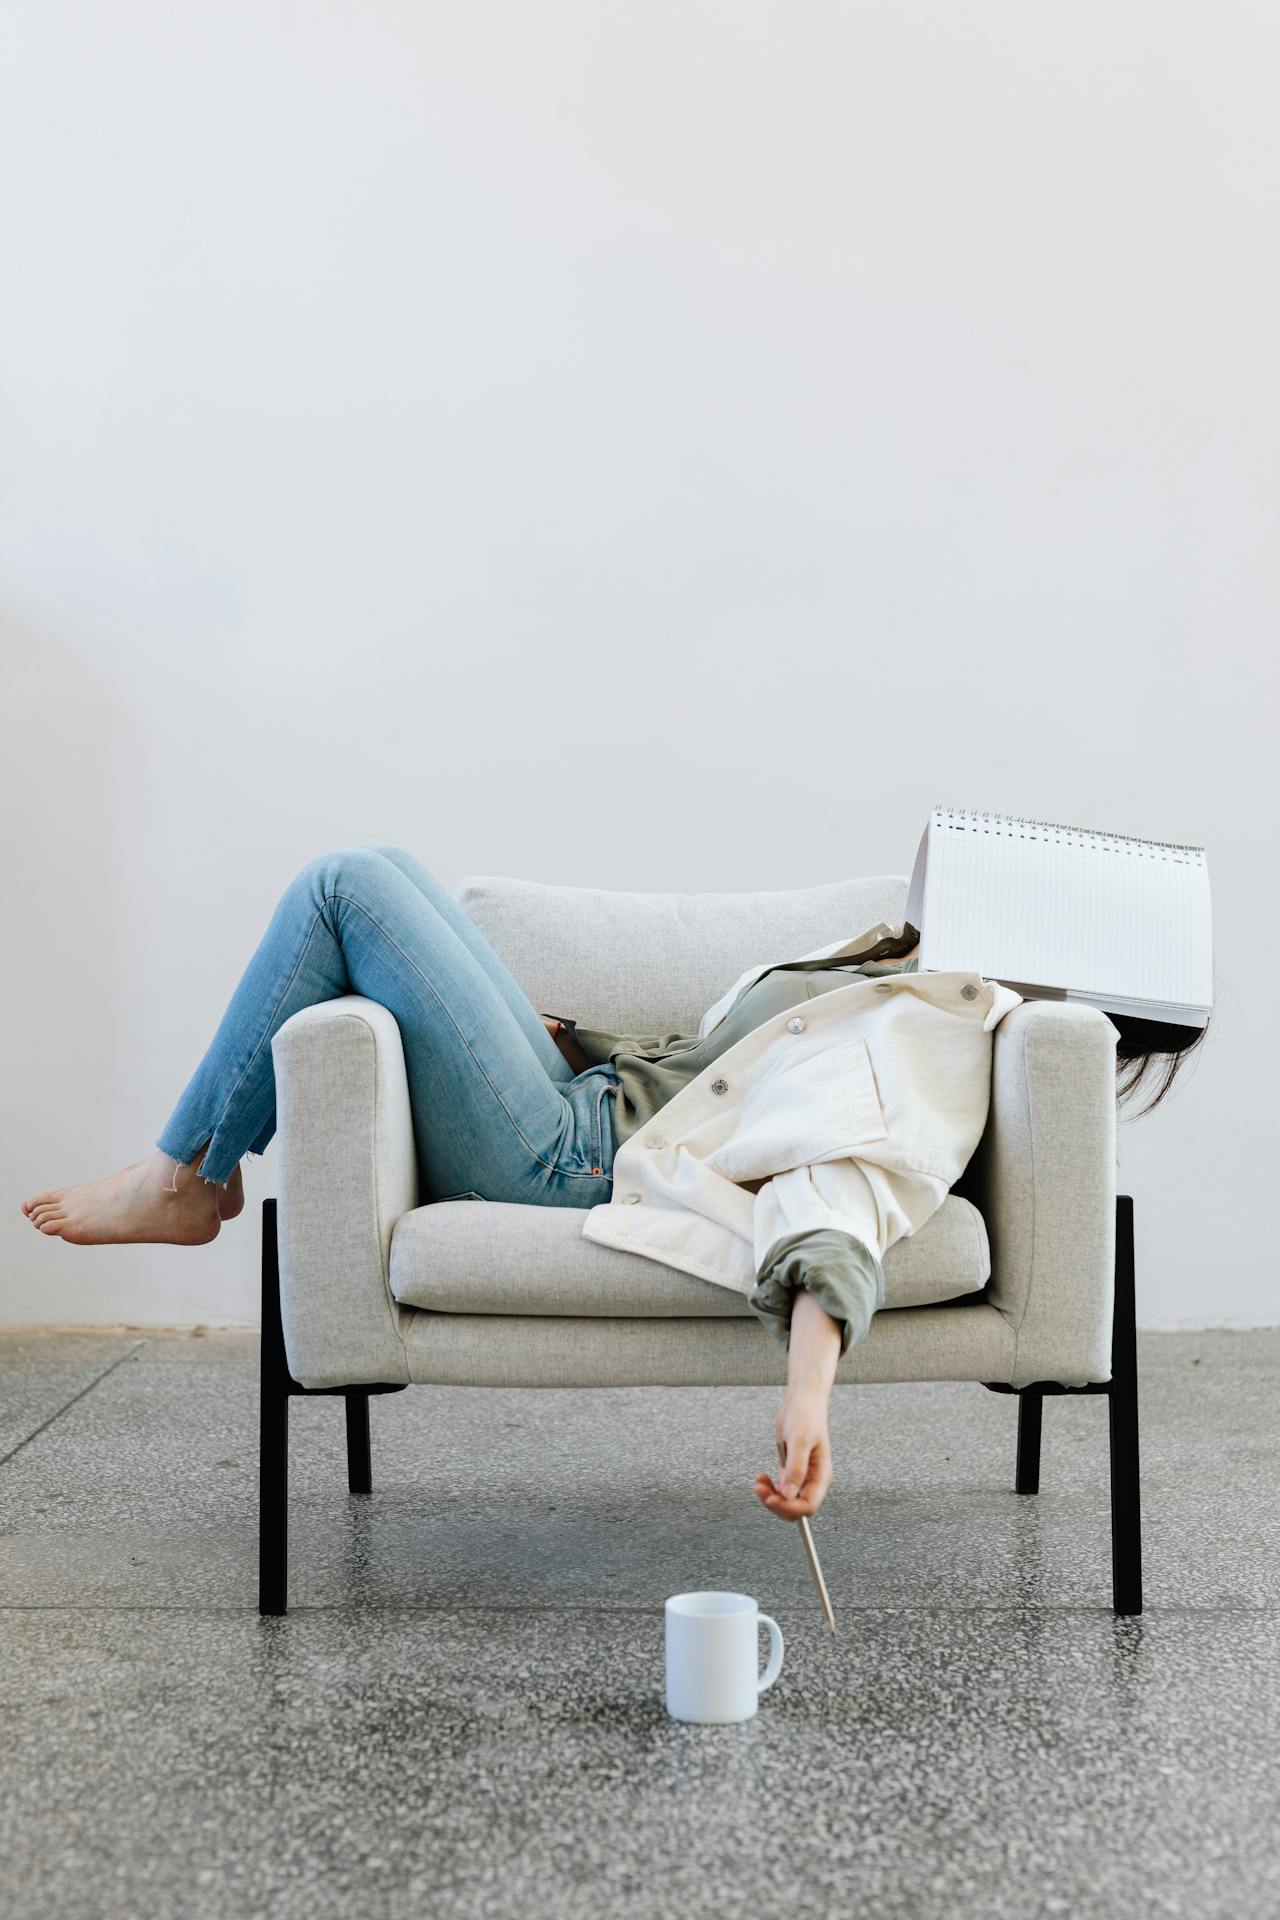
[753, 1289, 842, 1521]
[754, 1387, 833, 1521]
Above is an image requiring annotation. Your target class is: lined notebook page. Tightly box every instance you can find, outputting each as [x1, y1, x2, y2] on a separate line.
[918, 810, 1212, 1006]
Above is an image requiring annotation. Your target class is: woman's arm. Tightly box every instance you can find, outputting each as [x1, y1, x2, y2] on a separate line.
[753, 1288, 842, 1520]
[747, 1225, 885, 1521]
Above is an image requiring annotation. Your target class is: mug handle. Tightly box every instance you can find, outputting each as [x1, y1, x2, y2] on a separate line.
[757, 1613, 785, 1695]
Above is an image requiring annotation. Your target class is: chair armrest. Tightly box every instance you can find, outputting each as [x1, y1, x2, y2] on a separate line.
[271, 996, 416, 1389]
[969, 1000, 1118, 1388]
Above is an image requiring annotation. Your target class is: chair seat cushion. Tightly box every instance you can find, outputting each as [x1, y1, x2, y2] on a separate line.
[389, 1195, 989, 1319]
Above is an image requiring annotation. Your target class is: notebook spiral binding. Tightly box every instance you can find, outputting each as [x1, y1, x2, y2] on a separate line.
[935, 806, 1205, 858]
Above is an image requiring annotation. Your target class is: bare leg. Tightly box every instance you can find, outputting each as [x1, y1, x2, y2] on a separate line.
[217, 1164, 245, 1220]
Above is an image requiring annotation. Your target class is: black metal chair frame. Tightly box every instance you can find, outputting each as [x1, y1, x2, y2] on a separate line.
[257, 1192, 1141, 1617]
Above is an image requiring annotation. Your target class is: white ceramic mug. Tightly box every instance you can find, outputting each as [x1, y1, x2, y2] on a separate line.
[664, 1591, 785, 1724]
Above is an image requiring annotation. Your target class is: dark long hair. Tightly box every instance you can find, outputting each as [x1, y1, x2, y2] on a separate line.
[1108, 1012, 1210, 1119]
[898, 920, 1209, 1120]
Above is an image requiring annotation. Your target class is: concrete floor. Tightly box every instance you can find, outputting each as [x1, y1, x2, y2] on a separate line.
[1, 1329, 1277, 1920]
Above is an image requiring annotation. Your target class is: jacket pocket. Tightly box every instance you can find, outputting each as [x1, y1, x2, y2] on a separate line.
[704, 1037, 889, 1185]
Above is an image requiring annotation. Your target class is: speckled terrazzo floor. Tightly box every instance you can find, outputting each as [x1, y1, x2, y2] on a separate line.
[2, 1329, 1277, 1919]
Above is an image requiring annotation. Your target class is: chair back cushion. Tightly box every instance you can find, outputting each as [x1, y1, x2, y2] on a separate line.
[453, 873, 909, 1032]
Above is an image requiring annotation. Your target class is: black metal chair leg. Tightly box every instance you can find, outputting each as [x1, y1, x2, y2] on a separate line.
[984, 1194, 1143, 1615]
[1015, 1389, 1043, 1495]
[257, 1198, 408, 1614]
[346, 1391, 372, 1495]
[259, 1197, 290, 1617]
[1108, 1194, 1142, 1616]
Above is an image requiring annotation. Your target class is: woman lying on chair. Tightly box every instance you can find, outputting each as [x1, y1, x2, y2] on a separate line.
[22, 846, 1205, 1526]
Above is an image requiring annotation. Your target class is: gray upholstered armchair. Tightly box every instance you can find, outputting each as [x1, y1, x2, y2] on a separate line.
[258, 873, 1138, 1616]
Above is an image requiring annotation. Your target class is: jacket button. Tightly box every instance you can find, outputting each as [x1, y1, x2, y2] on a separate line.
[786, 1016, 806, 1033]
[710, 1077, 730, 1095]
[645, 1134, 666, 1150]
[961, 983, 979, 1000]
[621, 1191, 641, 1204]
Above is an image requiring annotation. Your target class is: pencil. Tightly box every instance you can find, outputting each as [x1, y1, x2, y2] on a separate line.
[777, 1437, 837, 1634]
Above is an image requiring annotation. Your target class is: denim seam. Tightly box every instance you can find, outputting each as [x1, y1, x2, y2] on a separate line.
[589, 1077, 613, 1175]
[193, 911, 328, 1182]
[327, 891, 604, 1182]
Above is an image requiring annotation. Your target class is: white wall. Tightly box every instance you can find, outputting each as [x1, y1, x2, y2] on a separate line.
[2, 1, 1275, 1329]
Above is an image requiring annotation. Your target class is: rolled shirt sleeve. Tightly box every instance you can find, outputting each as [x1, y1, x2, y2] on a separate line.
[749, 1227, 887, 1358]
[747, 1158, 953, 1359]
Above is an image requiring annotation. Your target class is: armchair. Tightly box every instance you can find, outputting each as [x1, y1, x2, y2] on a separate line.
[258, 873, 1136, 1617]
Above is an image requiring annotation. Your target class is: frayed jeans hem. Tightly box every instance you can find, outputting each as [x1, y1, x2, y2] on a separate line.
[155, 1138, 236, 1191]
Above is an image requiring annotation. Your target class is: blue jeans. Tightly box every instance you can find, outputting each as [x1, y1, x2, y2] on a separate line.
[155, 846, 620, 1206]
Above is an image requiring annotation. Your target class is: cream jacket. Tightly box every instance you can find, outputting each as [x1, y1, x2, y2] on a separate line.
[579, 923, 1023, 1297]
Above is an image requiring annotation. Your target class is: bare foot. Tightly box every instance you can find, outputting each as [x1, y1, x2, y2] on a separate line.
[218, 1163, 245, 1221]
[22, 1148, 224, 1246]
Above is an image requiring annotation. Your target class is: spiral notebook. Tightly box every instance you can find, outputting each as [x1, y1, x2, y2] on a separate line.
[904, 806, 1213, 1028]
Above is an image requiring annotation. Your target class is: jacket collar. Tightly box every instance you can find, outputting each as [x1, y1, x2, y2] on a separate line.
[697, 921, 914, 1039]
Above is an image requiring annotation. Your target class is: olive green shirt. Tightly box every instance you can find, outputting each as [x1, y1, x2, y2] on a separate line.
[546, 928, 921, 1358]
